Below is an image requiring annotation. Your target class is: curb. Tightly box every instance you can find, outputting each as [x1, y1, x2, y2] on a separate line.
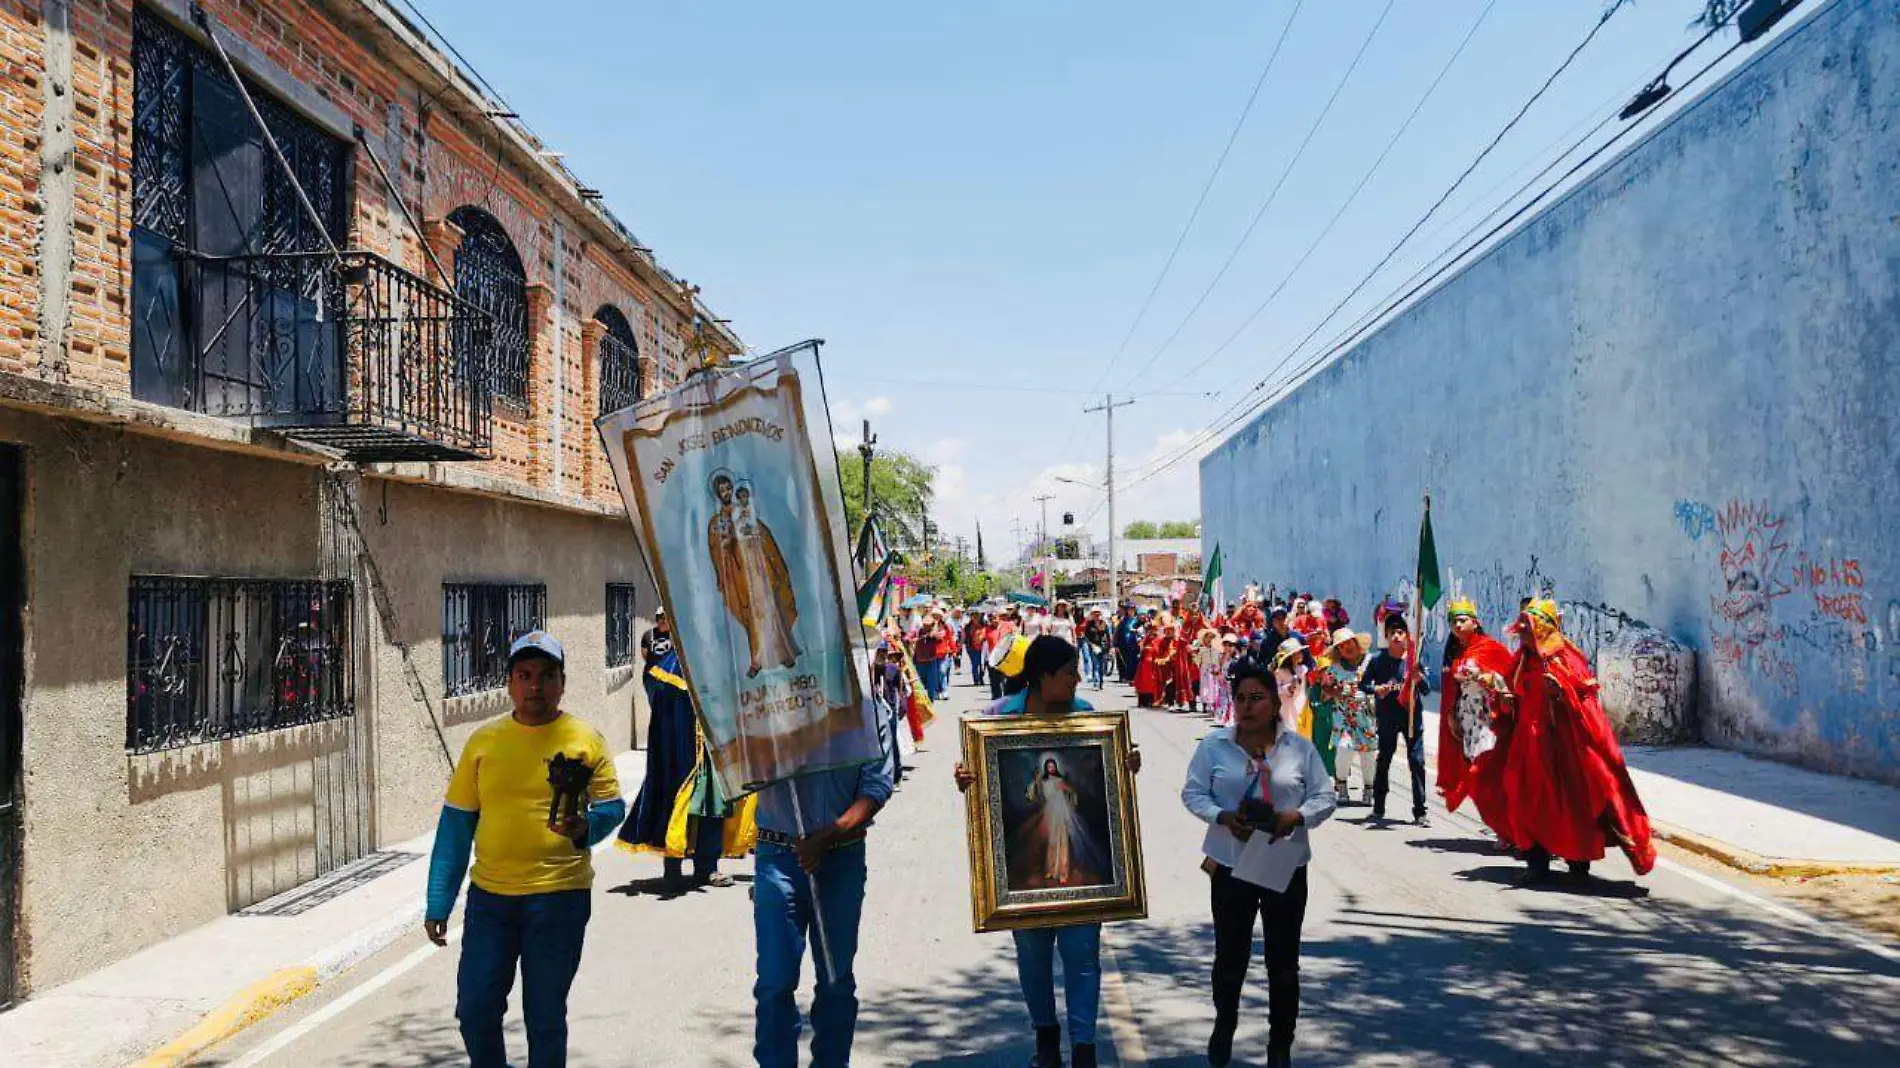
[126, 754, 644, 1068]
[1418, 719, 1900, 882]
[1650, 820, 1900, 880]
[125, 907, 420, 1068]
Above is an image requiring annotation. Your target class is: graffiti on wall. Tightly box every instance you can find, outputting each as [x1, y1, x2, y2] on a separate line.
[1674, 499, 1718, 541]
[1678, 497, 1880, 698]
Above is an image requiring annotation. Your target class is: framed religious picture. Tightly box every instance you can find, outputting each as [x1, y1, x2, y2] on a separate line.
[961, 712, 1147, 932]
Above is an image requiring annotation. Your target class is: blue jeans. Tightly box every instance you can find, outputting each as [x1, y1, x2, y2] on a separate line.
[755, 841, 869, 1068]
[1084, 647, 1107, 688]
[457, 885, 591, 1068]
[1012, 923, 1102, 1044]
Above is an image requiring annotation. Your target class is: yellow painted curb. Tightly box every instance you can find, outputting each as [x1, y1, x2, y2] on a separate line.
[127, 965, 319, 1068]
[1652, 820, 1900, 879]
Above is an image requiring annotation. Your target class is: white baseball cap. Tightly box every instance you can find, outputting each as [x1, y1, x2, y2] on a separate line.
[508, 630, 566, 668]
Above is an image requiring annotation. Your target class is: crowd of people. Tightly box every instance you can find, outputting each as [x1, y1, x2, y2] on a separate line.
[420, 581, 1656, 1068]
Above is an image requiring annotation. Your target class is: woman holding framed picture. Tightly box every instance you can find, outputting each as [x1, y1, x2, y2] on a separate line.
[956, 636, 1142, 1068]
[1182, 658, 1337, 1068]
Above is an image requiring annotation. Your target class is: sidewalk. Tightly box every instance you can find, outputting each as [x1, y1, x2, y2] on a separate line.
[0, 752, 645, 1068]
[1421, 710, 1900, 876]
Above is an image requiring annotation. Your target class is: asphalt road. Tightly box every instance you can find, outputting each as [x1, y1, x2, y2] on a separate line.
[207, 677, 1900, 1067]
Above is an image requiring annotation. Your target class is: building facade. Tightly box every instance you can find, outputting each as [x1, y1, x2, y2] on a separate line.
[0, 0, 742, 1001]
[1200, 0, 1898, 785]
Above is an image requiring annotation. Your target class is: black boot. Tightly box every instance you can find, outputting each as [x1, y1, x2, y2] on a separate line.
[1566, 859, 1592, 884]
[1028, 1025, 1063, 1068]
[1208, 1015, 1237, 1067]
[1071, 1043, 1097, 1068]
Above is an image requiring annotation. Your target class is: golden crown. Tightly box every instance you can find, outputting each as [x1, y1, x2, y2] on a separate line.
[1524, 598, 1563, 627]
[1447, 598, 1479, 619]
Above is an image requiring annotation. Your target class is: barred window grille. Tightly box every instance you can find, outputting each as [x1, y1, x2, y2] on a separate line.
[595, 305, 643, 415]
[130, 5, 348, 413]
[448, 207, 530, 405]
[606, 584, 638, 668]
[442, 583, 547, 696]
[126, 576, 355, 753]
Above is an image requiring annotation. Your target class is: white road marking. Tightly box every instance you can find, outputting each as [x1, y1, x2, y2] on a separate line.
[1654, 857, 1900, 968]
[222, 926, 462, 1068]
[1424, 763, 1900, 967]
[1100, 933, 1148, 1067]
[227, 835, 621, 1067]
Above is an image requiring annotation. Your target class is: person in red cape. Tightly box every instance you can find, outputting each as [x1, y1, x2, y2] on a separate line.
[1232, 599, 1266, 638]
[1501, 598, 1656, 882]
[1171, 616, 1201, 710]
[1437, 600, 1517, 843]
[1133, 616, 1164, 708]
[1153, 619, 1185, 708]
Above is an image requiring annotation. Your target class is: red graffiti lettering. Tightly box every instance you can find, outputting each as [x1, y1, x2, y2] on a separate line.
[1813, 592, 1868, 625]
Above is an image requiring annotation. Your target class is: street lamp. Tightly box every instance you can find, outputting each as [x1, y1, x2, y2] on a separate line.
[1053, 475, 1107, 601]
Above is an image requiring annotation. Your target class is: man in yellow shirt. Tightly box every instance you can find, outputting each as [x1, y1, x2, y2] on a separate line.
[423, 631, 625, 1068]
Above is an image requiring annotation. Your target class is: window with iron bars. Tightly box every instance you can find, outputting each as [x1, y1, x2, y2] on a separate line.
[126, 576, 355, 753]
[605, 584, 638, 668]
[442, 583, 547, 696]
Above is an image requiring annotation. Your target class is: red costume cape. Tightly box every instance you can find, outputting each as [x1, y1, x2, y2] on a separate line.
[1501, 639, 1656, 874]
[1437, 633, 1517, 840]
[1133, 633, 1163, 705]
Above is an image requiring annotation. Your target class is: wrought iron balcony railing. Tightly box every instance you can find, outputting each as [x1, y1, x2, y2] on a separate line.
[187, 249, 494, 461]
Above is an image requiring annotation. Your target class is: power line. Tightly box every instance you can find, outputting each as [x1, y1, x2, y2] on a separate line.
[1120, 30, 1754, 494]
[1164, 0, 1499, 391]
[828, 374, 1211, 398]
[1085, 0, 1306, 395]
[1117, 0, 1649, 478]
[1118, 0, 1398, 394]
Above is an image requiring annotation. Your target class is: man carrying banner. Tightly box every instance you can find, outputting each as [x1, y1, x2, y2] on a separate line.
[753, 758, 894, 1068]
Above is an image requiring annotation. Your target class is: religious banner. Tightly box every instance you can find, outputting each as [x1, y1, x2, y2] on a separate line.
[598, 341, 880, 796]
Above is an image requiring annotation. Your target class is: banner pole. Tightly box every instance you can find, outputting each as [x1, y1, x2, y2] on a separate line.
[787, 787, 839, 985]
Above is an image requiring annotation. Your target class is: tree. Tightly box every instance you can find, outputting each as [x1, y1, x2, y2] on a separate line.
[838, 448, 936, 547]
[1123, 519, 1200, 539]
[1052, 536, 1082, 560]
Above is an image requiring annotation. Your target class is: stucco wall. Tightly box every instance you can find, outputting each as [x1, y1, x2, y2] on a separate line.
[353, 475, 654, 847]
[2, 410, 656, 991]
[1201, 0, 1900, 784]
[6, 409, 330, 988]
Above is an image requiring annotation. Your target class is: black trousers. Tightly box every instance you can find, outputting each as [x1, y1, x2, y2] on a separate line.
[1373, 721, 1428, 818]
[1209, 863, 1308, 1057]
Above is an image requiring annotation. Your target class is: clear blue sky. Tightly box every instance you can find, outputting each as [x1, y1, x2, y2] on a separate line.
[414, 0, 1767, 560]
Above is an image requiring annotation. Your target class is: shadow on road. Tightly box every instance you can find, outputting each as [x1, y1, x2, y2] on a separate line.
[1106, 886, 1898, 1067]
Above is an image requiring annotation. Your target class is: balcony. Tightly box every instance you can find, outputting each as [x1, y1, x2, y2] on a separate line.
[182, 249, 494, 462]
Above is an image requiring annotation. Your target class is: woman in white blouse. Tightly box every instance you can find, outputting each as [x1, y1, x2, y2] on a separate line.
[1181, 657, 1337, 1068]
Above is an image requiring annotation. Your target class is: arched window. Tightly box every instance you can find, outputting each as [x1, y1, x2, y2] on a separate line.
[448, 207, 529, 403]
[595, 304, 643, 414]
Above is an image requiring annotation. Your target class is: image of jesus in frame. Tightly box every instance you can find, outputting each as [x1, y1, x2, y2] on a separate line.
[961, 712, 1148, 932]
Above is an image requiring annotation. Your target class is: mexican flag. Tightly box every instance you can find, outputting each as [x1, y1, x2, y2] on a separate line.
[1202, 543, 1223, 608]
[1404, 499, 1443, 728]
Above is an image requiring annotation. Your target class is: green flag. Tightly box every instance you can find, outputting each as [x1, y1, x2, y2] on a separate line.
[1417, 502, 1443, 610]
[1202, 544, 1223, 607]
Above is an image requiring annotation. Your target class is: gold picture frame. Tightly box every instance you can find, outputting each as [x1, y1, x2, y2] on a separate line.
[961, 712, 1147, 932]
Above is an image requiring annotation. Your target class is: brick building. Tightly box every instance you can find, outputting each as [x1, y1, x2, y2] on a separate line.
[0, 0, 743, 1001]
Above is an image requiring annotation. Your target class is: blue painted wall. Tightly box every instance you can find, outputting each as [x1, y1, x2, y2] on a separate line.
[1200, 0, 1900, 784]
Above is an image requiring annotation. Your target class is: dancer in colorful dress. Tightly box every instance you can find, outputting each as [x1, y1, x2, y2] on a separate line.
[1502, 599, 1657, 882]
[1437, 600, 1518, 843]
[1321, 629, 1376, 805]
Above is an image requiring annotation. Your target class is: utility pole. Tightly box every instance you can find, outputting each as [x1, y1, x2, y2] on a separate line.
[857, 419, 877, 540]
[1033, 493, 1054, 603]
[1084, 394, 1137, 603]
[1011, 517, 1029, 590]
